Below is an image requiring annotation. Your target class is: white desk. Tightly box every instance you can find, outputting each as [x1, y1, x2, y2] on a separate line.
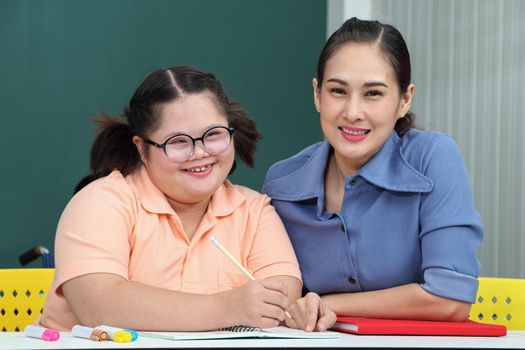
[1, 331, 525, 349]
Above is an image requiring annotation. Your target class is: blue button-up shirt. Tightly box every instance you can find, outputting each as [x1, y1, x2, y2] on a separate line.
[262, 129, 483, 303]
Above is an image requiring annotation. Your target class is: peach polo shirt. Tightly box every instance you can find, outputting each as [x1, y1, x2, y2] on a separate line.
[39, 167, 301, 330]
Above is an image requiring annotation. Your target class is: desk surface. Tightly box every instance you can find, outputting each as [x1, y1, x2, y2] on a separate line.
[1, 331, 525, 349]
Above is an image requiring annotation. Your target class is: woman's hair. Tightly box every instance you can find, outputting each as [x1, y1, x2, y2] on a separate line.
[89, 66, 261, 179]
[316, 17, 415, 136]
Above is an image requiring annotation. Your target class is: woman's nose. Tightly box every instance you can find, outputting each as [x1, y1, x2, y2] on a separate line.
[342, 96, 364, 122]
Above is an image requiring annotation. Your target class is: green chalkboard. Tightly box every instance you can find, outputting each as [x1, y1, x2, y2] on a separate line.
[0, 0, 326, 267]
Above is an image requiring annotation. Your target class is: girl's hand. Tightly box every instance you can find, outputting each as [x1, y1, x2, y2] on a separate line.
[224, 278, 290, 328]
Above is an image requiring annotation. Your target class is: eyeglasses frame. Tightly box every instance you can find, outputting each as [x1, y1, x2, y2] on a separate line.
[142, 125, 235, 163]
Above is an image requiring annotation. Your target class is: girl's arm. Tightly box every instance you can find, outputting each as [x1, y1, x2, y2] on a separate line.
[62, 273, 291, 331]
[264, 275, 302, 305]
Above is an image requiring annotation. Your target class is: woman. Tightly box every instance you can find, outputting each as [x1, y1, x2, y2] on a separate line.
[39, 66, 302, 331]
[263, 18, 483, 332]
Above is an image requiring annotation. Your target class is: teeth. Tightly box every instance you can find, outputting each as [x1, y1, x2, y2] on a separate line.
[186, 165, 210, 173]
[341, 128, 367, 136]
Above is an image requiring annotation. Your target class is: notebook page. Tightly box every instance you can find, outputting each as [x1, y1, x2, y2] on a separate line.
[259, 327, 341, 339]
[139, 326, 340, 340]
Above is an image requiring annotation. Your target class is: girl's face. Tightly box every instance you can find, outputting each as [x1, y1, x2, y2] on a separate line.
[314, 43, 414, 174]
[134, 92, 234, 206]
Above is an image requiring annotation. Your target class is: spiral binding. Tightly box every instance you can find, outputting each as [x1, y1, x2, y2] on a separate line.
[219, 325, 262, 332]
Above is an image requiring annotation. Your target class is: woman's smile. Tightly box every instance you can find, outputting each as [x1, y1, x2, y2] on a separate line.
[339, 126, 371, 142]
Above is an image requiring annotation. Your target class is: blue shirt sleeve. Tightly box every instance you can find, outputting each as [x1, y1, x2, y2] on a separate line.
[416, 134, 483, 303]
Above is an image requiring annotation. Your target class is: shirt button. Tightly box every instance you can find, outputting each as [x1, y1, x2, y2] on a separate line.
[349, 178, 358, 187]
[348, 276, 357, 284]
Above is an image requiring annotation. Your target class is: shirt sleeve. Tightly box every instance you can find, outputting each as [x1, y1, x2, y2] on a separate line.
[418, 134, 483, 303]
[245, 196, 302, 284]
[53, 173, 135, 294]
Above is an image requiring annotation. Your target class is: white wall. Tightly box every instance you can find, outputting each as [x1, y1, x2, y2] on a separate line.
[327, 0, 525, 278]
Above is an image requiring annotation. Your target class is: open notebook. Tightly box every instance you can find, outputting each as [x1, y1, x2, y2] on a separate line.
[139, 326, 341, 340]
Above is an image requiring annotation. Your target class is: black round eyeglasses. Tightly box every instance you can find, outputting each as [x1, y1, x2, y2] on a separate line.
[142, 126, 235, 163]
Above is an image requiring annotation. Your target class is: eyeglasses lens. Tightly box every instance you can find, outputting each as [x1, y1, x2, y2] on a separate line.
[165, 127, 232, 163]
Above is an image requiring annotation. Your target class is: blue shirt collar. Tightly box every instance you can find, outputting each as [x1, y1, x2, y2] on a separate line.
[265, 132, 433, 202]
[264, 142, 330, 201]
[359, 131, 433, 193]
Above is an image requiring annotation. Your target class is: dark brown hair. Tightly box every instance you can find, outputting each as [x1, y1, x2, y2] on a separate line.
[317, 17, 416, 136]
[90, 66, 261, 179]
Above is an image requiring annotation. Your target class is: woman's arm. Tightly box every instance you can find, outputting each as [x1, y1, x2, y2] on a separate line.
[286, 283, 469, 332]
[322, 283, 471, 321]
[62, 273, 291, 331]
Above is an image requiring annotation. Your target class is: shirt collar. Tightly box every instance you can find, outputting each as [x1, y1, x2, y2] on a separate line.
[265, 131, 433, 202]
[358, 131, 433, 193]
[264, 141, 330, 201]
[131, 166, 245, 217]
[209, 180, 246, 217]
[131, 166, 175, 215]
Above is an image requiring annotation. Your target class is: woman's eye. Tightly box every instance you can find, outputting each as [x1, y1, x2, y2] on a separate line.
[365, 90, 383, 97]
[330, 87, 346, 95]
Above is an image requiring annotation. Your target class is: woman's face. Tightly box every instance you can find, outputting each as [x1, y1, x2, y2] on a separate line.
[314, 43, 414, 174]
[134, 92, 234, 206]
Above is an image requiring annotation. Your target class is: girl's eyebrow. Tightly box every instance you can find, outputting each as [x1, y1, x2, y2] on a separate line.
[161, 123, 225, 140]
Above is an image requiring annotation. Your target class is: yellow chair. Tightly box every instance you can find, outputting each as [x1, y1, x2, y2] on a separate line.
[469, 277, 525, 330]
[0, 269, 54, 332]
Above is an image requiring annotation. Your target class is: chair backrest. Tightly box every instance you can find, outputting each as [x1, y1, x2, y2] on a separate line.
[0, 269, 54, 332]
[469, 277, 525, 330]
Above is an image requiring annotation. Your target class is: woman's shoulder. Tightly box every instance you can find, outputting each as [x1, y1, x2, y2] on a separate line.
[400, 129, 466, 176]
[402, 128, 455, 147]
[401, 129, 461, 159]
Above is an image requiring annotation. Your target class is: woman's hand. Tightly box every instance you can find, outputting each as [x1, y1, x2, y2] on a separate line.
[285, 292, 337, 331]
[223, 278, 290, 328]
